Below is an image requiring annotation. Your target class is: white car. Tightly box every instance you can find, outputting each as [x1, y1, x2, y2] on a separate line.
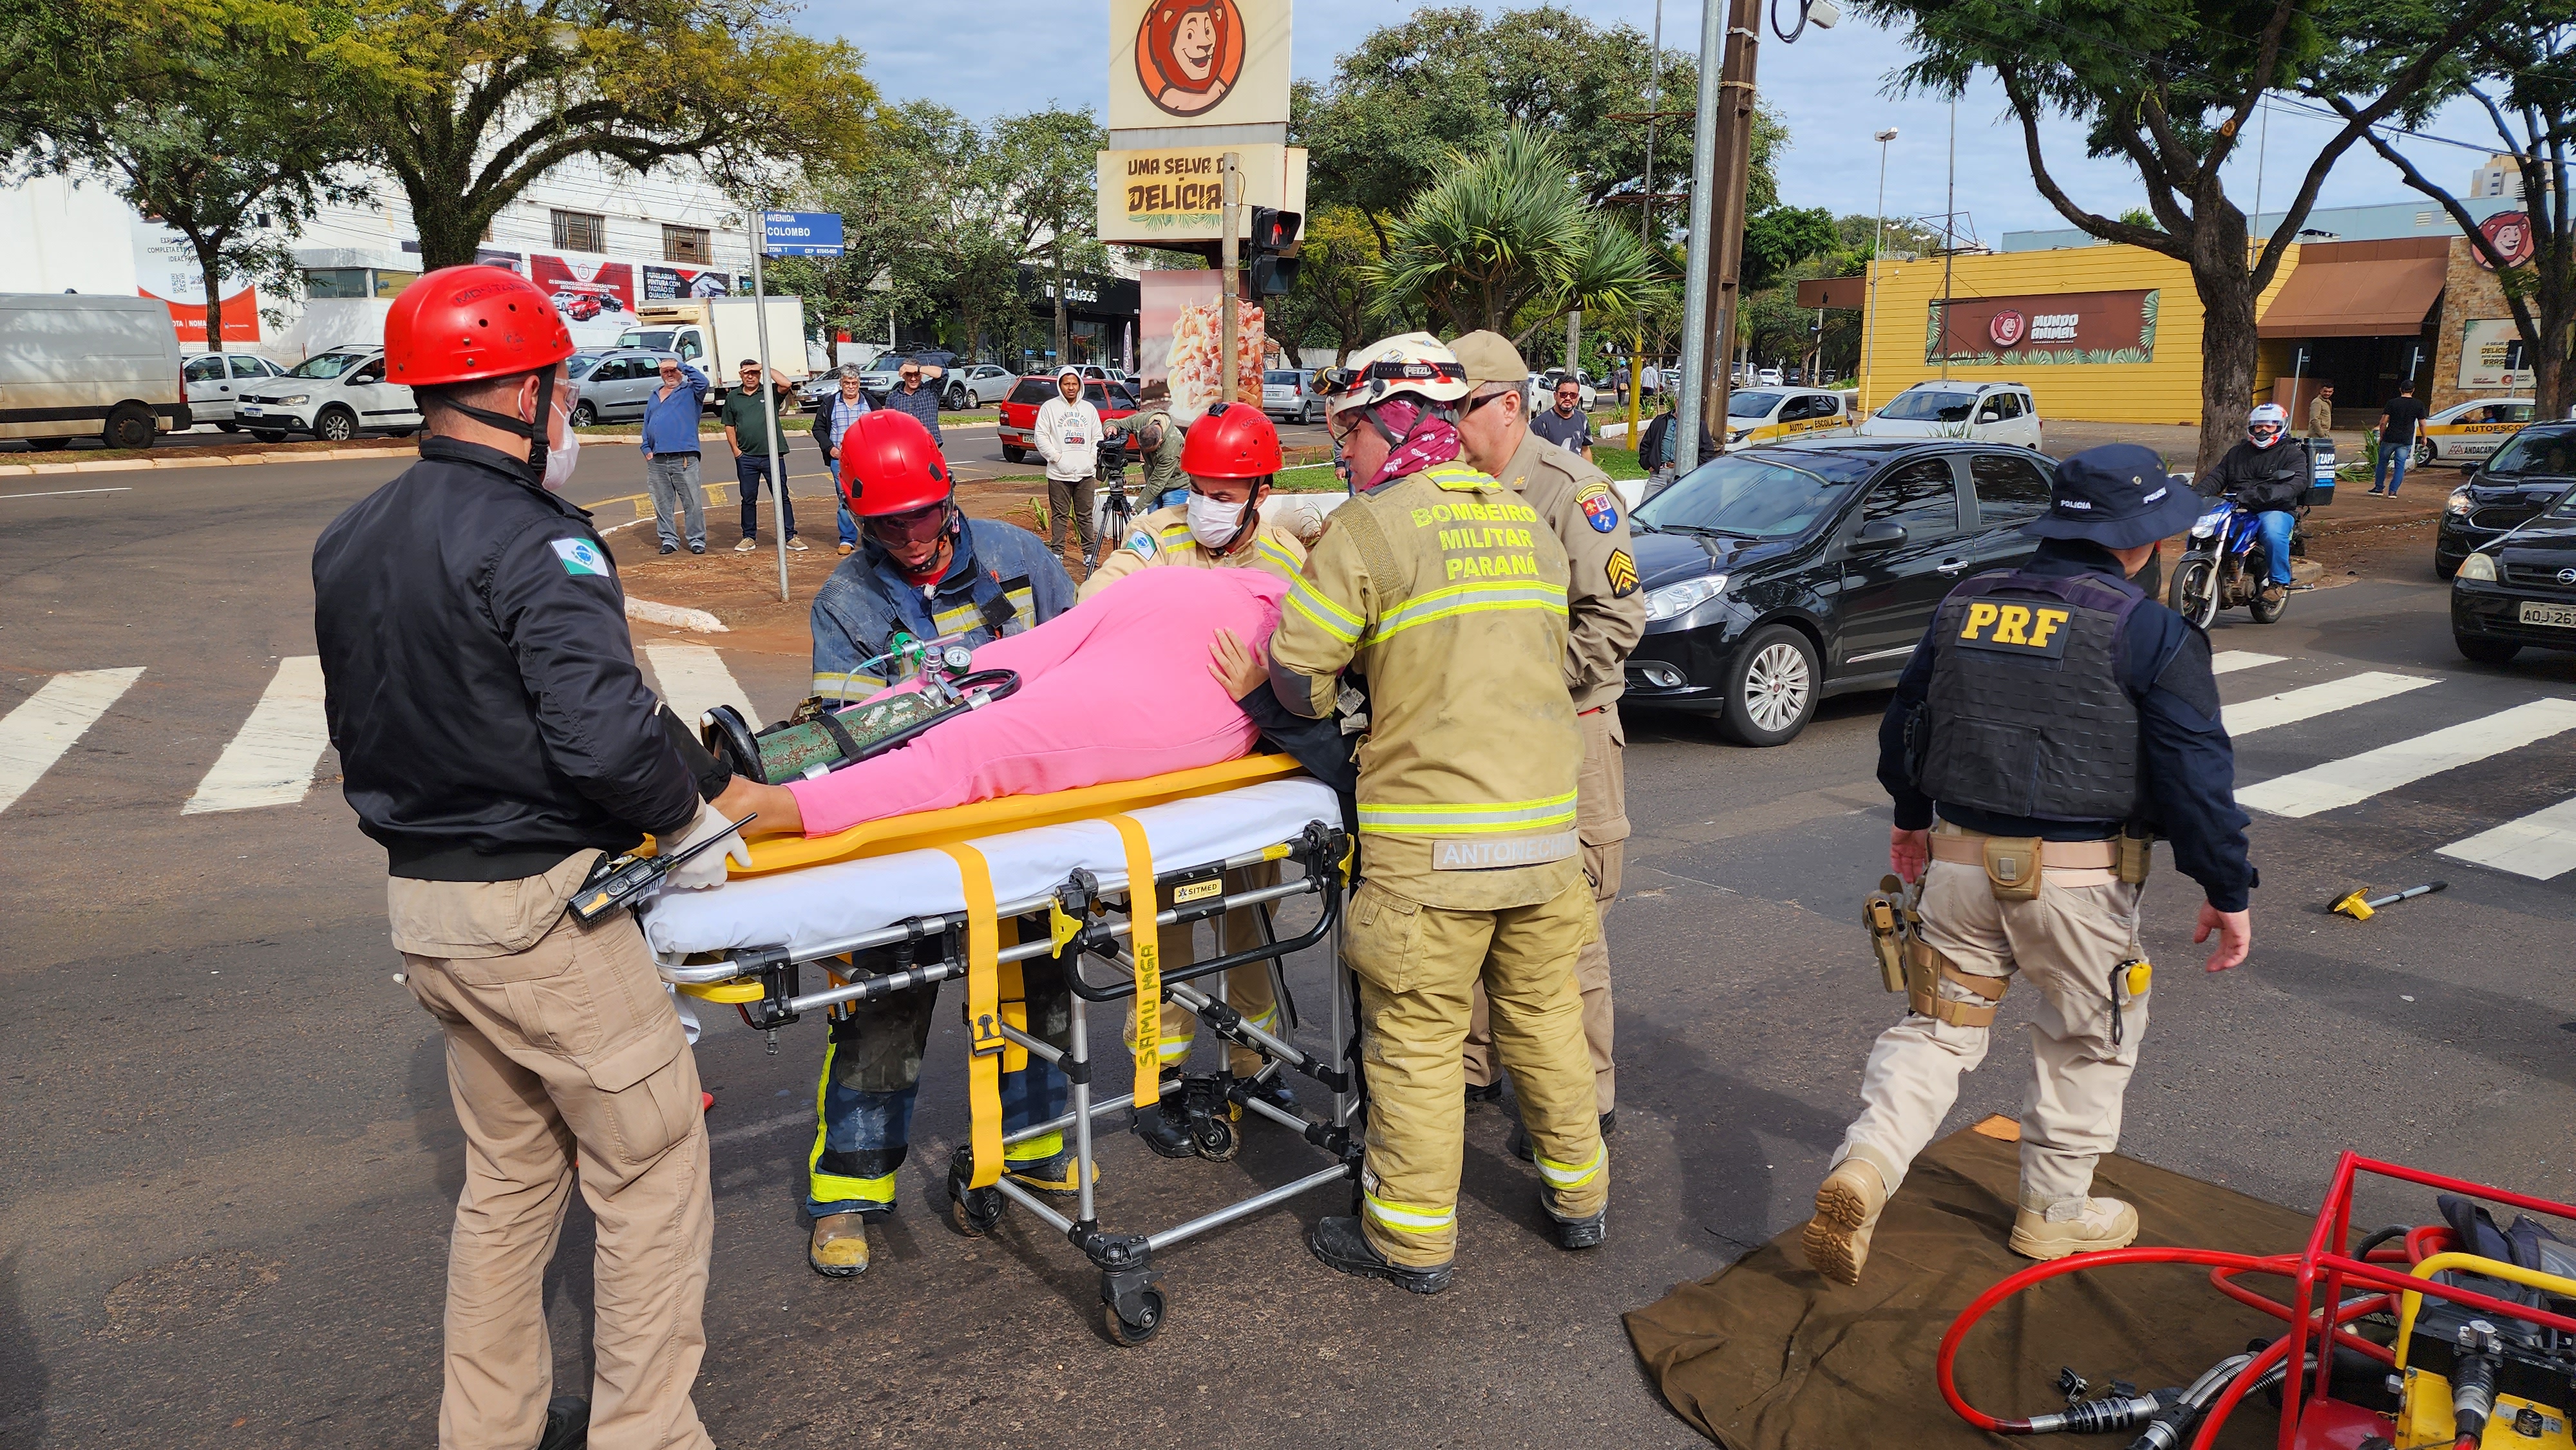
[1756, 366, 1785, 387]
[1262, 368, 1320, 424]
[2412, 398, 2535, 467]
[1531, 370, 1601, 412]
[1859, 381, 2043, 449]
[236, 348, 421, 442]
[1721, 387, 1856, 450]
[182, 351, 288, 431]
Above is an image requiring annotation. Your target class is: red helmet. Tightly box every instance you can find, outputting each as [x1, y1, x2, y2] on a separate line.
[383, 265, 574, 388]
[838, 409, 954, 515]
[1179, 400, 1283, 479]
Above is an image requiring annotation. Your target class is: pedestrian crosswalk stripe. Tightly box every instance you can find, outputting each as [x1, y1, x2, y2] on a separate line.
[2438, 796, 2576, 881]
[2210, 651, 2286, 675]
[2222, 671, 2436, 737]
[643, 643, 760, 730]
[184, 657, 330, 815]
[2237, 697, 2576, 818]
[0, 667, 144, 812]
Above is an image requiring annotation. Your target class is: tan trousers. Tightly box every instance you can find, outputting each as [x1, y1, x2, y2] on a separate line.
[1122, 861, 1283, 1078]
[1832, 851, 2148, 1212]
[1465, 705, 1625, 1113]
[1347, 874, 1607, 1268]
[391, 855, 715, 1450]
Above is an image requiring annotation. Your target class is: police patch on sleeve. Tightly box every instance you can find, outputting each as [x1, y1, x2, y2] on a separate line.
[1577, 481, 1621, 533]
[1605, 547, 1639, 597]
[550, 537, 611, 578]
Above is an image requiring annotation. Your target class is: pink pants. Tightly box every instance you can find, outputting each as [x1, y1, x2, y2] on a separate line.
[786, 567, 1289, 836]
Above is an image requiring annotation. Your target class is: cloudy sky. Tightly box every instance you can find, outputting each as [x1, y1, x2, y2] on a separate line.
[816, 0, 2508, 243]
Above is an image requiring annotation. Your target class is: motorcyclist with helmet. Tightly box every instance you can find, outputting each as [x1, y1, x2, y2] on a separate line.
[2197, 402, 2311, 605]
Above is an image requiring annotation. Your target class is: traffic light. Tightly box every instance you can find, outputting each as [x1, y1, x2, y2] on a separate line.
[1248, 207, 1302, 296]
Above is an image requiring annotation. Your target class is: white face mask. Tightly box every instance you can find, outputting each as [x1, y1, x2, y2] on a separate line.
[1186, 491, 1248, 549]
[541, 415, 580, 493]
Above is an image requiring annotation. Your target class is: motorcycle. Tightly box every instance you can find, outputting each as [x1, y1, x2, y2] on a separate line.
[2168, 493, 2297, 627]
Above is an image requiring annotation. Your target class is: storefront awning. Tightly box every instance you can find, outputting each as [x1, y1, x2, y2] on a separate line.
[2259, 238, 2448, 338]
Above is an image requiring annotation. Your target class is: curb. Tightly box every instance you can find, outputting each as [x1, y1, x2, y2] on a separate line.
[0, 444, 413, 477]
[626, 597, 729, 633]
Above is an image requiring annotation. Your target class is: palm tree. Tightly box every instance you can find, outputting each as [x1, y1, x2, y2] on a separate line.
[1373, 124, 1667, 348]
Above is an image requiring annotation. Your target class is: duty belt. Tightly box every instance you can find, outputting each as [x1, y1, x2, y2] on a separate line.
[1929, 826, 2118, 886]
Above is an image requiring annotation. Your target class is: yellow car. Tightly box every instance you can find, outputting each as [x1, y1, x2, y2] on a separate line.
[1722, 386, 1857, 451]
[2413, 398, 2534, 468]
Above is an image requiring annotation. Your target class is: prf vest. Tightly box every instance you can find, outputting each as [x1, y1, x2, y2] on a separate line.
[1916, 570, 2145, 824]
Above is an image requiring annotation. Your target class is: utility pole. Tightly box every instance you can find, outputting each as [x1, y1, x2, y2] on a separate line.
[748, 200, 789, 603]
[1629, 0, 1664, 451]
[1678, 0, 1761, 471]
[1940, 97, 1956, 381]
[1862, 127, 1895, 414]
[1673, 0, 1726, 474]
[1220, 151, 1242, 405]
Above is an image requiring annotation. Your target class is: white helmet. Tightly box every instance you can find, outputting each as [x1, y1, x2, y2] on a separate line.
[1319, 331, 1472, 414]
[2248, 402, 2289, 449]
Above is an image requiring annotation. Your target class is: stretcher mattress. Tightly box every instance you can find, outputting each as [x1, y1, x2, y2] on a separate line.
[641, 777, 1340, 959]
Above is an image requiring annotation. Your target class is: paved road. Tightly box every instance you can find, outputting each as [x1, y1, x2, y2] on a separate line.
[5, 456, 2574, 1447]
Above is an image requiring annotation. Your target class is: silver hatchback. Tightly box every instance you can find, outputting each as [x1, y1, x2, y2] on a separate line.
[567, 348, 683, 426]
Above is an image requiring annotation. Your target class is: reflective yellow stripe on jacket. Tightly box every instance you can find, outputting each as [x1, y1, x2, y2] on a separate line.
[1366, 579, 1566, 645]
[1286, 576, 1367, 645]
[1355, 791, 1578, 838]
[1363, 1190, 1457, 1235]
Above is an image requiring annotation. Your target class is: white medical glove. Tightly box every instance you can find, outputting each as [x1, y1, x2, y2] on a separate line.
[667, 802, 752, 890]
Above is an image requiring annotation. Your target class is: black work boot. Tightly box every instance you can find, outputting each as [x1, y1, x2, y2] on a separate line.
[536, 1395, 589, 1450]
[1133, 1102, 1197, 1159]
[1464, 1079, 1504, 1106]
[1553, 1208, 1609, 1250]
[1307, 1215, 1452, 1295]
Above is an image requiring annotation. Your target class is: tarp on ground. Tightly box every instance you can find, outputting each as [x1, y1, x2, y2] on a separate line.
[1625, 1120, 2319, 1449]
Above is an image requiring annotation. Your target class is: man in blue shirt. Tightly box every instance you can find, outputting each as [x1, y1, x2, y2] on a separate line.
[878, 358, 943, 447]
[1800, 443, 2255, 1288]
[638, 357, 710, 554]
[811, 365, 873, 555]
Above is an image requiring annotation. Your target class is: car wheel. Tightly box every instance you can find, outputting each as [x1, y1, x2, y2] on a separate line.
[1718, 625, 1819, 747]
[2412, 438, 2432, 469]
[945, 384, 968, 410]
[2168, 553, 2221, 629]
[314, 406, 359, 442]
[571, 400, 598, 427]
[1303, 400, 1320, 425]
[2456, 634, 2520, 666]
[1001, 444, 1027, 464]
[102, 402, 156, 451]
[251, 430, 287, 444]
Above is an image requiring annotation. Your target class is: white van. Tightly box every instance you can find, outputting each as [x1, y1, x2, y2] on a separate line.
[0, 294, 189, 449]
[1859, 381, 2044, 449]
[236, 348, 421, 442]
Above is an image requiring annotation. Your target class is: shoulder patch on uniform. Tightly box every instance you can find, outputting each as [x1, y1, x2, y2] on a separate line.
[549, 537, 611, 578]
[1605, 548, 1638, 597]
[1578, 485, 1620, 534]
[1125, 530, 1157, 560]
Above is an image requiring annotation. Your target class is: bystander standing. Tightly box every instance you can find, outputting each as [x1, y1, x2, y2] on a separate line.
[812, 365, 873, 556]
[1033, 366, 1101, 563]
[880, 358, 944, 447]
[1531, 377, 1595, 463]
[722, 359, 801, 551]
[2371, 383, 2425, 496]
[2307, 383, 2335, 439]
[640, 357, 710, 554]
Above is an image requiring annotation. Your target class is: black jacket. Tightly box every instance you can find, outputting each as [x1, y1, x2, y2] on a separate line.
[2202, 438, 2312, 512]
[1876, 539, 2256, 911]
[1639, 412, 1719, 473]
[314, 438, 701, 880]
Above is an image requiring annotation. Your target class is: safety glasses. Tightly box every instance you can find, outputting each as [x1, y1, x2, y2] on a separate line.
[863, 502, 950, 545]
[1463, 390, 1513, 416]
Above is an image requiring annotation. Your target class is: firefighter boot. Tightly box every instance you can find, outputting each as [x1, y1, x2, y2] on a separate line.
[1308, 1214, 1452, 1295]
[1801, 1150, 1894, 1286]
[2008, 1192, 2139, 1261]
[808, 1210, 871, 1278]
[1133, 1100, 1197, 1159]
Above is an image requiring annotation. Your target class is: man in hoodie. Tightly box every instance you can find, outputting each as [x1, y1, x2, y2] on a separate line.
[1034, 366, 1103, 563]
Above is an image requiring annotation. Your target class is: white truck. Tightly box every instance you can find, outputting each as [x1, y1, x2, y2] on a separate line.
[616, 298, 809, 405]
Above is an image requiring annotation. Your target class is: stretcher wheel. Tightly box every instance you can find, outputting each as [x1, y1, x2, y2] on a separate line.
[947, 1182, 1003, 1237]
[1104, 1281, 1166, 1346]
[1191, 1115, 1238, 1163]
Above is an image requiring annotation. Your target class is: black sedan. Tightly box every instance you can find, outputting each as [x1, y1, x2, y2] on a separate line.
[2452, 484, 2576, 664]
[1623, 439, 2056, 745]
[2436, 422, 2576, 579]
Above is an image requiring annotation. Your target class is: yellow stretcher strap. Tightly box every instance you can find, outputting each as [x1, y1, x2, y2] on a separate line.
[939, 842, 1007, 1190]
[1108, 814, 1160, 1093]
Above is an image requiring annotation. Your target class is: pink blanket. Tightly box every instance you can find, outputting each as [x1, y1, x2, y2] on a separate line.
[785, 567, 1289, 836]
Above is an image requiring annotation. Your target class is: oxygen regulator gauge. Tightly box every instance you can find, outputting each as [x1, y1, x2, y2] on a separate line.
[941, 644, 973, 673]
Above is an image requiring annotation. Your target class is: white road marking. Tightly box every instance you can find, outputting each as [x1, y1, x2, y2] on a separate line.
[2222, 671, 2437, 737]
[2237, 698, 2576, 818]
[0, 486, 135, 500]
[643, 643, 759, 729]
[184, 656, 332, 814]
[0, 667, 145, 812]
[2210, 650, 2286, 675]
[2439, 796, 2576, 880]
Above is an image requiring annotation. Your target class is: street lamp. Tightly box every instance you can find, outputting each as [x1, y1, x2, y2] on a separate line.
[1862, 126, 1897, 417]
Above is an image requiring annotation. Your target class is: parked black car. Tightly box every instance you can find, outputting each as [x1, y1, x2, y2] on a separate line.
[2451, 484, 2576, 664]
[2435, 422, 2576, 579]
[1623, 439, 2057, 745]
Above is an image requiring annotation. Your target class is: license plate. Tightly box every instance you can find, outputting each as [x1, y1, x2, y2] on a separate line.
[238, 405, 261, 416]
[2521, 600, 2576, 628]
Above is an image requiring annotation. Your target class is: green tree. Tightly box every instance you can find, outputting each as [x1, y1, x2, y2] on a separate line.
[2332, 0, 2576, 415]
[1862, 0, 2508, 471]
[1744, 205, 1840, 291]
[347, 0, 878, 269]
[987, 108, 1107, 364]
[1374, 125, 1667, 346]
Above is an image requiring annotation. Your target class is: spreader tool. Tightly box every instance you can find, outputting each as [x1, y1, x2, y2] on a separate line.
[2329, 880, 2446, 921]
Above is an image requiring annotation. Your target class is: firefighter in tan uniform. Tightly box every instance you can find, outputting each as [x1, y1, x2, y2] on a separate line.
[1266, 332, 1608, 1294]
[1447, 331, 1645, 1136]
[1077, 402, 1312, 1150]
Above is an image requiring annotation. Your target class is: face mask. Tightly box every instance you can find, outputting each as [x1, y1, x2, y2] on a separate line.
[1186, 492, 1248, 549]
[541, 420, 580, 493]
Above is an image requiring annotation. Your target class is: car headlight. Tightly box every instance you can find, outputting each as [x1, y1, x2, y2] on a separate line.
[1645, 575, 1728, 621]
[278, 394, 310, 406]
[2447, 485, 2474, 516]
[2458, 551, 2499, 582]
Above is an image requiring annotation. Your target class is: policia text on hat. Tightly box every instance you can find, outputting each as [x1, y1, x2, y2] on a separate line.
[1799, 443, 2257, 1288]
[314, 266, 755, 1450]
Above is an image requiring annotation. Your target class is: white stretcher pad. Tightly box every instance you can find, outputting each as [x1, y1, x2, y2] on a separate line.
[641, 778, 1340, 959]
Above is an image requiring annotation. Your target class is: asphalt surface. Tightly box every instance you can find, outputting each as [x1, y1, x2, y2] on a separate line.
[6, 448, 2575, 1448]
